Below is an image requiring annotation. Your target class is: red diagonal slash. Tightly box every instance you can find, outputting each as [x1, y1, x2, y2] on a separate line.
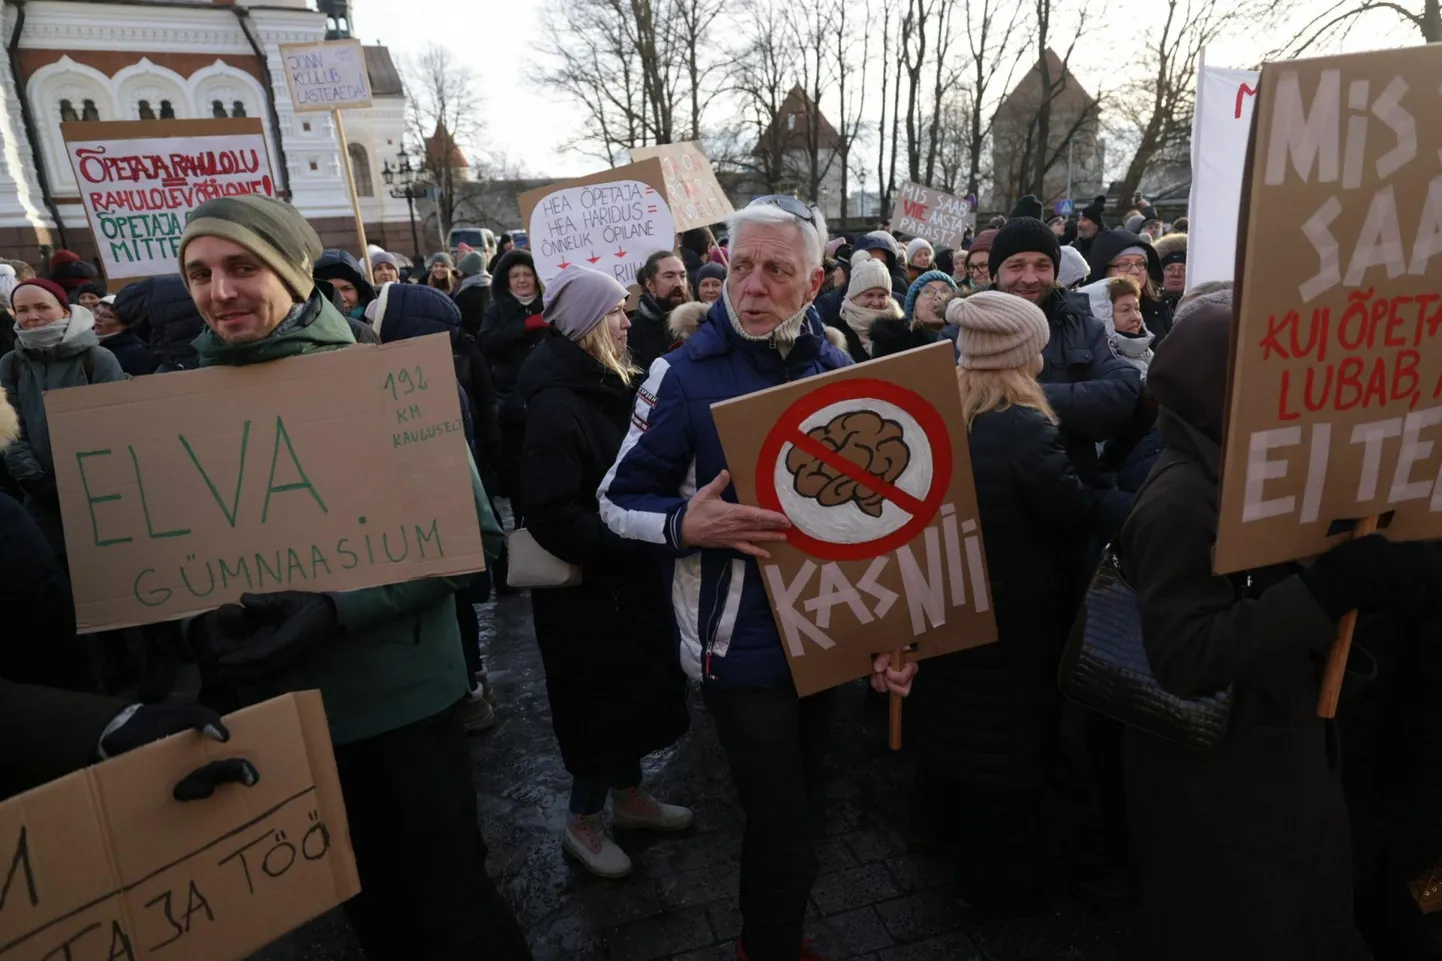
[787, 429, 926, 516]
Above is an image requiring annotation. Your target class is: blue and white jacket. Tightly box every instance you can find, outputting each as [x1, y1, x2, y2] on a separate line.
[598, 300, 852, 690]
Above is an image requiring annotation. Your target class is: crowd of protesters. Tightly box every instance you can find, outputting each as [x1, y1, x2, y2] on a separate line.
[3, 180, 1441, 961]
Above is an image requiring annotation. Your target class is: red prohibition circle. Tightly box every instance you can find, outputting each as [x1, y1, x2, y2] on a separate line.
[755, 377, 953, 562]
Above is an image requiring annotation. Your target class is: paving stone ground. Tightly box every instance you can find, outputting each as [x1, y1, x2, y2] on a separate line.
[252, 584, 1137, 961]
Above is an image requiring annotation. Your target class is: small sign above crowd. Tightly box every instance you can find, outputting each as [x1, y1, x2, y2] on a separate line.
[518, 158, 677, 288]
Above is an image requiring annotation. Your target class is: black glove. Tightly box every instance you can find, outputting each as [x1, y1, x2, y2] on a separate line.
[191, 591, 341, 684]
[173, 758, 260, 801]
[99, 701, 230, 758]
[1299, 534, 1435, 621]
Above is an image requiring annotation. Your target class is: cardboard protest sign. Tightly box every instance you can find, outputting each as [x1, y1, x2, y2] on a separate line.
[278, 39, 373, 112]
[629, 141, 734, 233]
[1216, 46, 1442, 574]
[62, 119, 276, 286]
[45, 334, 484, 633]
[518, 159, 677, 287]
[712, 342, 998, 696]
[1187, 57, 1260, 287]
[0, 691, 360, 961]
[894, 181, 971, 248]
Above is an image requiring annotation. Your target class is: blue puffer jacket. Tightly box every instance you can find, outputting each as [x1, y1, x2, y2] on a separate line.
[598, 299, 851, 690]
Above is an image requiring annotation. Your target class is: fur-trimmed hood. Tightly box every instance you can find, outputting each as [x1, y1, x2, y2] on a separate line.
[1153, 232, 1187, 266]
[0, 392, 18, 451]
[666, 301, 711, 342]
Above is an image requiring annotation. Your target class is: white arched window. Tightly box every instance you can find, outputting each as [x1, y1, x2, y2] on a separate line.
[114, 61, 189, 122]
[347, 143, 373, 196]
[27, 58, 117, 195]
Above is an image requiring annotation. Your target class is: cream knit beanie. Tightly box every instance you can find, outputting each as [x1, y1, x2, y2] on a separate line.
[846, 258, 892, 301]
[947, 290, 1050, 370]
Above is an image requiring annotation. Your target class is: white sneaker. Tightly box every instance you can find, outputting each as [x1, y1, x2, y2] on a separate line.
[562, 813, 633, 878]
[611, 786, 695, 832]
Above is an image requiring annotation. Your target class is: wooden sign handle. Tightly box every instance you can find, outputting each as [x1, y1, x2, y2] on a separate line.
[888, 647, 904, 751]
[1316, 514, 1380, 718]
[332, 108, 373, 285]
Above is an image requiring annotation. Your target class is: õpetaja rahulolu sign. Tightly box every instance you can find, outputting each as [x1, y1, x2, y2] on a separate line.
[1216, 45, 1442, 574]
[62, 118, 276, 286]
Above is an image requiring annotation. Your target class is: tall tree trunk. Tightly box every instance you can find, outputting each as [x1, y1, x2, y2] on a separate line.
[1426, 0, 1441, 41]
[877, 3, 891, 216]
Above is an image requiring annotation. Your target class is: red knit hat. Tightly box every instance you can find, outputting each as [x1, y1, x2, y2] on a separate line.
[13, 277, 70, 308]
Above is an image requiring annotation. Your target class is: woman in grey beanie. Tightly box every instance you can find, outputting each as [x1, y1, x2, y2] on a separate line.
[516, 265, 692, 879]
[907, 287, 1116, 917]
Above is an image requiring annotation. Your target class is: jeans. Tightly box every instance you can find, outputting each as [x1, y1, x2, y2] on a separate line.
[703, 684, 836, 961]
[335, 704, 532, 961]
[568, 760, 644, 815]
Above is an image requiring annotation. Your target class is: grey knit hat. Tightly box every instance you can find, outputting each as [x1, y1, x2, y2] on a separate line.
[542, 265, 628, 342]
[457, 251, 486, 277]
[370, 250, 398, 269]
[428, 252, 454, 269]
[947, 290, 1051, 370]
[179, 195, 322, 300]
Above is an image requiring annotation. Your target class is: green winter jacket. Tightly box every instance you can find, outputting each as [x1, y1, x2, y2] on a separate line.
[1, 305, 126, 548]
[195, 293, 503, 745]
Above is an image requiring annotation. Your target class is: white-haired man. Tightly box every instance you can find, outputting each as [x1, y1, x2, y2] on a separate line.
[599, 196, 918, 961]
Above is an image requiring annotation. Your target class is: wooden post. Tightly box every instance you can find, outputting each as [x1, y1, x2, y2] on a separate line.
[1316, 514, 1380, 718]
[888, 647, 905, 751]
[332, 108, 373, 284]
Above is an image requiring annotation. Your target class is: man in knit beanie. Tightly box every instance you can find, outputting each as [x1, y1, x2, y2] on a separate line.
[600, 195, 918, 958]
[1073, 195, 1107, 258]
[177, 194, 530, 959]
[988, 216, 1140, 479]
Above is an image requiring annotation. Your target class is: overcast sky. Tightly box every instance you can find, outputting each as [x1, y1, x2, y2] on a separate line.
[348, 0, 1416, 183]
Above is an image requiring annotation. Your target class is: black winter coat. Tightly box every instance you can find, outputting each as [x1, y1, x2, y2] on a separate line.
[98, 329, 156, 376]
[628, 292, 674, 380]
[453, 277, 492, 339]
[114, 275, 206, 371]
[867, 318, 940, 359]
[478, 250, 547, 405]
[1120, 411, 1352, 961]
[907, 406, 1100, 789]
[0, 493, 88, 691]
[1141, 294, 1174, 346]
[1037, 288, 1142, 478]
[516, 336, 688, 776]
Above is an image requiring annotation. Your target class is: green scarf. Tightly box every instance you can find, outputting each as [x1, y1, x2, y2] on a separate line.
[194, 292, 356, 367]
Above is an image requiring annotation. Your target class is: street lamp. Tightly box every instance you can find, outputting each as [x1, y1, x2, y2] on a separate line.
[382, 144, 425, 268]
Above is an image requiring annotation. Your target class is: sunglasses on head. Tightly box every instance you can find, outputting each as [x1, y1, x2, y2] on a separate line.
[749, 195, 816, 222]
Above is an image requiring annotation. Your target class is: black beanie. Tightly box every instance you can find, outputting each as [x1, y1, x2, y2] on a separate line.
[1080, 195, 1107, 227]
[988, 217, 1061, 277]
[1009, 194, 1044, 221]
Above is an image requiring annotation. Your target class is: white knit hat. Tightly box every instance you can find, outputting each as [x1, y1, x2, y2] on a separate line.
[947, 290, 1051, 370]
[1058, 246, 1090, 287]
[847, 258, 893, 301]
[906, 237, 934, 265]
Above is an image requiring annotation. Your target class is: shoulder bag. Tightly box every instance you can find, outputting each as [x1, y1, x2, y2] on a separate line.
[506, 527, 582, 589]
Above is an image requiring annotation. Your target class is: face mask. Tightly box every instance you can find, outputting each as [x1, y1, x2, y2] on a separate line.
[15, 317, 67, 350]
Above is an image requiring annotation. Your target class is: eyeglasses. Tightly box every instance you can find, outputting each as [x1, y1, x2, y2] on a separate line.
[749, 194, 816, 222]
[1110, 259, 1149, 275]
[917, 286, 953, 301]
[966, 262, 989, 275]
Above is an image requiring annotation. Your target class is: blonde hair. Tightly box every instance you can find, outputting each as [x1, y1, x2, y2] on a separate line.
[955, 366, 1057, 431]
[578, 321, 642, 387]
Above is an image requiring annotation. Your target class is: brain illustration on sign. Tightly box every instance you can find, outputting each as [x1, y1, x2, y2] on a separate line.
[784, 411, 911, 518]
[758, 379, 950, 561]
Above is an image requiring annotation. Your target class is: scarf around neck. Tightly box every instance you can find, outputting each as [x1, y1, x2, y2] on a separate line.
[722, 283, 809, 358]
[839, 298, 904, 355]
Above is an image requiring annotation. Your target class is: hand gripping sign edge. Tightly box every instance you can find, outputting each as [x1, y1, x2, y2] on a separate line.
[756, 377, 953, 562]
